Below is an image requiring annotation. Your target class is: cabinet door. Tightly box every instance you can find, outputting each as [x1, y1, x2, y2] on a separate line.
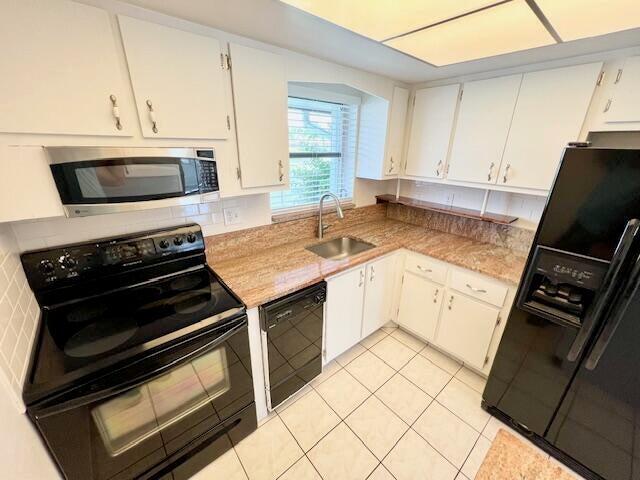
[118, 15, 229, 139]
[499, 62, 602, 190]
[0, 0, 130, 136]
[385, 87, 410, 176]
[229, 43, 289, 188]
[447, 75, 521, 185]
[396, 272, 443, 342]
[436, 292, 499, 370]
[405, 84, 460, 179]
[362, 256, 397, 338]
[325, 267, 365, 362]
[606, 56, 640, 124]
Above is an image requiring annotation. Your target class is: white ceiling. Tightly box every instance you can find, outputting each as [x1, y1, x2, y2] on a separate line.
[122, 0, 640, 83]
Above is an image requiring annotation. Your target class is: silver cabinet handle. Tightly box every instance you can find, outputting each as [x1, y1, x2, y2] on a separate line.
[603, 99, 612, 113]
[278, 160, 284, 182]
[359, 269, 364, 287]
[466, 283, 487, 293]
[433, 288, 439, 303]
[417, 265, 432, 273]
[109, 94, 122, 130]
[370, 265, 375, 282]
[436, 160, 443, 177]
[388, 156, 395, 174]
[448, 295, 454, 310]
[502, 164, 511, 183]
[487, 162, 494, 182]
[146, 99, 158, 133]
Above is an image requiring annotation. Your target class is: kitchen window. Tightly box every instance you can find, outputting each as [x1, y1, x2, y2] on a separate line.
[270, 96, 358, 212]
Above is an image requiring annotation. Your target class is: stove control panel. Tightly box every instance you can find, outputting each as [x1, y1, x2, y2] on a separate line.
[21, 224, 205, 292]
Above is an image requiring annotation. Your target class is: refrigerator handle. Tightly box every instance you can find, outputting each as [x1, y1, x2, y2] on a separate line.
[585, 252, 640, 370]
[566, 218, 640, 362]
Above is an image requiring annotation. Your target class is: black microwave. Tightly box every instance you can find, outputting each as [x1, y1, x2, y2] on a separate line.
[46, 147, 219, 217]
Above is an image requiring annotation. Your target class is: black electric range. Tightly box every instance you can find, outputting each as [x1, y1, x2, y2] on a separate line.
[21, 224, 257, 480]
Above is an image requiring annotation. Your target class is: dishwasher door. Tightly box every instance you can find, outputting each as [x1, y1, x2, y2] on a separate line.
[259, 282, 326, 409]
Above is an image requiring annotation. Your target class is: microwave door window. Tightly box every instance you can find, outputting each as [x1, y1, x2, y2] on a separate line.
[75, 164, 184, 200]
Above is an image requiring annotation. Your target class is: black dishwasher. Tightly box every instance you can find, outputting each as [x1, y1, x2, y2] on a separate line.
[260, 282, 326, 409]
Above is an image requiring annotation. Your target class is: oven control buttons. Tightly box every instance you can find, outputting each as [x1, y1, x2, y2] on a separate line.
[173, 236, 184, 246]
[159, 239, 170, 249]
[186, 232, 197, 243]
[39, 259, 55, 274]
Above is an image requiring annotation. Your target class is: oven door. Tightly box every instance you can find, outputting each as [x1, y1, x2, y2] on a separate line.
[29, 317, 255, 480]
[47, 147, 219, 217]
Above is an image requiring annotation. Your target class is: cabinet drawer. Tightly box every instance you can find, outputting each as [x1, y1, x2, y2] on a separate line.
[449, 270, 507, 307]
[405, 254, 447, 284]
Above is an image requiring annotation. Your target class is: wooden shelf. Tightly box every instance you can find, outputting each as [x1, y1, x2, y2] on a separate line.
[376, 194, 518, 225]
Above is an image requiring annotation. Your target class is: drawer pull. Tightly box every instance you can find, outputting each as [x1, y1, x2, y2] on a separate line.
[466, 283, 487, 294]
[417, 265, 432, 273]
[448, 295, 454, 310]
[146, 99, 158, 133]
[109, 94, 122, 130]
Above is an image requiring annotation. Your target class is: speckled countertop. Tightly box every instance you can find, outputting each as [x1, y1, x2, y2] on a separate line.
[206, 218, 527, 309]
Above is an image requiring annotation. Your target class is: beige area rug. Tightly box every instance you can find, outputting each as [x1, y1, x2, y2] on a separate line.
[476, 430, 576, 480]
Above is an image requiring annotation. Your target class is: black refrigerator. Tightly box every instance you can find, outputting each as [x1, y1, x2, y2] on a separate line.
[483, 147, 640, 480]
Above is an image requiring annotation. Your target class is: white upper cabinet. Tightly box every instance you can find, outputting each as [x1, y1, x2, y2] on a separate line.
[229, 43, 289, 189]
[118, 15, 229, 139]
[385, 87, 410, 176]
[499, 62, 603, 190]
[405, 84, 460, 179]
[447, 75, 522, 185]
[605, 56, 640, 124]
[0, 0, 131, 136]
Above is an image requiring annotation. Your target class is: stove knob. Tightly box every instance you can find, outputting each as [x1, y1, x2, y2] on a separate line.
[39, 259, 55, 274]
[159, 239, 170, 249]
[186, 232, 197, 243]
[173, 236, 184, 246]
[59, 255, 77, 269]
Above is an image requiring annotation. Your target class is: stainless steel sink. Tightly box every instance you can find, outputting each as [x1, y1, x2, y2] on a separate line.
[306, 236, 376, 260]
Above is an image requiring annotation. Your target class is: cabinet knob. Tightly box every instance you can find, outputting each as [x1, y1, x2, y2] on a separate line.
[146, 99, 158, 133]
[110, 94, 122, 130]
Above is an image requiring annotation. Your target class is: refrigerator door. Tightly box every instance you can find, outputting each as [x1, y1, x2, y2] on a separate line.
[546, 252, 640, 480]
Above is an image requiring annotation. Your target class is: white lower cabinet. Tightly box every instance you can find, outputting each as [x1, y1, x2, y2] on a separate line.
[324, 266, 366, 363]
[397, 272, 443, 342]
[325, 254, 399, 363]
[436, 291, 500, 370]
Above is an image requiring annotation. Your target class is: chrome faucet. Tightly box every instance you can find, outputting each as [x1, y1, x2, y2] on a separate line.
[318, 192, 344, 239]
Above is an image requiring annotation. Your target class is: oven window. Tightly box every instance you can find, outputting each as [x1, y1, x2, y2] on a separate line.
[91, 347, 231, 457]
[75, 164, 184, 199]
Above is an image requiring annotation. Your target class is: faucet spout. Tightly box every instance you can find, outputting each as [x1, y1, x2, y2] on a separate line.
[318, 192, 344, 239]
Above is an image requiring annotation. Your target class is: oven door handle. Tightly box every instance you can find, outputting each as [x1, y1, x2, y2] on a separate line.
[34, 318, 247, 419]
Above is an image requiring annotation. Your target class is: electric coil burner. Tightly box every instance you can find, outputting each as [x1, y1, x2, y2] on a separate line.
[21, 224, 256, 480]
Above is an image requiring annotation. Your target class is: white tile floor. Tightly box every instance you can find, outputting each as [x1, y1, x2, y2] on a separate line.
[192, 325, 584, 480]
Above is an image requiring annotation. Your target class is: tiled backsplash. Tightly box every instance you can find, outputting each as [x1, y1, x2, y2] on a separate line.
[10, 195, 272, 252]
[0, 224, 39, 409]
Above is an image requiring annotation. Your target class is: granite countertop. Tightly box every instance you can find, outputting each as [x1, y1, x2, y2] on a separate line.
[206, 218, 527, 309]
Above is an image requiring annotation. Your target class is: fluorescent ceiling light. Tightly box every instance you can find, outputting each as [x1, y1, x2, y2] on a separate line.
[384, 0, 555, 66]
[280, 0, 500, 41]
[535, 0, 640, 41]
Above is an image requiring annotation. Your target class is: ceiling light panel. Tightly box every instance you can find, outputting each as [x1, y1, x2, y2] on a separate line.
[535, 0, 640, 41]
[280, 0, 501, 41]
[384, 0, 555, 66]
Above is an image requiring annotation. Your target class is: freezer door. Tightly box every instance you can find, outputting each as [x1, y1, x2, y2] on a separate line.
[546, 252, 640, 480]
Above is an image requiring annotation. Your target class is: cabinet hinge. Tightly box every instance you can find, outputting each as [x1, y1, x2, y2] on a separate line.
[401, 274, 404, 285]
[614, 68, 623, 84]
[484, 355, 490, 366]
[596, 70, 605, 86]
[412, 96, 416, 107]
[226, 115, 231, 130]
[445, 164, 450, 175]
[236, 166, 241, 180]
[496, 315, 501, 326]
[459, 88, 464, 101]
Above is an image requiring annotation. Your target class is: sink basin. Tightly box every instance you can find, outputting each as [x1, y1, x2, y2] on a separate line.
[306, 237, 376, 260]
